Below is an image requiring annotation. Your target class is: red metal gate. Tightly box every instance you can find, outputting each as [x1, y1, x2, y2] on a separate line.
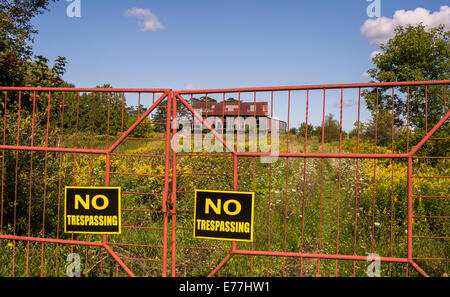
[0, 81, 448, 277]
[0, 87, 172, 277]
[171, 81, 449, 277]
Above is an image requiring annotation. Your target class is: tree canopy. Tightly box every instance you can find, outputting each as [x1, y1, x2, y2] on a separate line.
[363, 24, 449, 129]
[0, 0, 58, 47]
[0, 0, 66, 90]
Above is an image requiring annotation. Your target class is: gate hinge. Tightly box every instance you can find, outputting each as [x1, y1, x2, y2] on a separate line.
[163, 191, 175, 214]
[166, 199, 174, 212]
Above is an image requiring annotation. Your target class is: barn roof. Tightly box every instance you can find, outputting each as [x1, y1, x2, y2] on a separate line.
[192, 101, 268, 116]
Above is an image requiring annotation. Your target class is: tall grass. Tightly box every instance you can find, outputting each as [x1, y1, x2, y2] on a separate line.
[0, 134, 448, 277]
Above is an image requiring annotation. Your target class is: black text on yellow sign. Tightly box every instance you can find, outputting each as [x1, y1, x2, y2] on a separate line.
[64, 187, 121, 234]
[193, 190, 254, 242]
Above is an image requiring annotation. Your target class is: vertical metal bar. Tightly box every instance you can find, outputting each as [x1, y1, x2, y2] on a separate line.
[104, 153, 111, 188]
[232, 153, 238, 253]
[71, 91, 80, 255]
[406, 85, 412, 272]
[266, 91, 274, 276]
[444, 85, 447, 113]
[335, 88, 343, 276]
[425, 86, 428, 134]
[353, 88, 362, 276]
[55, 92, 66, 276]
[121, 92, 125, 133]
[41, 91, 52, 276]
[233, 154, 238, 191]
[237, 91, 241, 153]
[12, 91, 22, 276]
[222, 93, 225, 135]
[282, 154, 288, 276]
[304, 90, 309, 153]
[371, 88, 379, 255]
[406, 87, 410, 152]
[300, 89, 309, 276]
[138, 92, 141, 118]
[190, 93, 193, 141]
[26, 91, 36, 277]
[407, 157, 413, 261]
[251, 91, 256, 276]
[162, 91, 172, 277]
[267, 159, 272, 276]
[171, 91, 178, 277]
[287, 90, 290, 153]
[88, 92, 95, 275]
[205, 92, 208, 120]
[106, 92, 111, 148]
[103, 95, 111, 253]
[0, 91, 7, 245]
[389, 87, 395, 276]
[103, 151, 111, 275]
[282, 90, 291, 276]
[75, 91, 80, 147]
[318, 88, 326, 276]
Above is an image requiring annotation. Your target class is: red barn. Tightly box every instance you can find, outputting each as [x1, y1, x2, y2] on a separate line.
[191, 101, 287, 134]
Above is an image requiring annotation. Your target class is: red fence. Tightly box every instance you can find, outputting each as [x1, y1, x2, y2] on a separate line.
[0, 81, 448, 277]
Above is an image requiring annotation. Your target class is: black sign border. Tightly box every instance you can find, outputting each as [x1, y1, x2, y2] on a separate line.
[64, 186, 122, 235]
[193, 189, 255, 242]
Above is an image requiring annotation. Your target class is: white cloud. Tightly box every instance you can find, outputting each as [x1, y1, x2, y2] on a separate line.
[343, 99, 354, 107]
[361, 72, 371, 78]
[361, 6, 450, 46]
[334, 99, 355, 108]
[124, 7, 164, 32]
[369, 50, 381, 61]
[183, 84, 203, 90]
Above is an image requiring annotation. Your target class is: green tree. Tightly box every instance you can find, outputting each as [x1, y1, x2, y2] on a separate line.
[349, 110, 401, 147]
[315, 113, 341, 143]
[0, 0, 66, 112]
[297, 122, 315, 138]
[60, 84, 132, 137]
[0, 0, 68, 238]
[363, 24, 449, 155]
[151, 96, 212, 133]
[364, 24, 449, 127]
[151, 98, 174, 133]
[225, 97, 238, 103]
[0, 0, 59, 47]
[0, 0, 64, 87]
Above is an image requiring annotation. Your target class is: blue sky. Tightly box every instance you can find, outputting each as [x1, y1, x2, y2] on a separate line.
[30, 0, 449, 130]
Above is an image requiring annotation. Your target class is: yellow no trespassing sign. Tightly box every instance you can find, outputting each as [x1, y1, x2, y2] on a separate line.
[64, 186, 121, 234]
[193, 189, 255, 242]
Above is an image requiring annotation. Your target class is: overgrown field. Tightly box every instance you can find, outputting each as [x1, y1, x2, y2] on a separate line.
[0, 131, 448, 277]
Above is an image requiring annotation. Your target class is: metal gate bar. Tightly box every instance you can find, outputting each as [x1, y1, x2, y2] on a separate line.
[0, 87, 171, 277]
[172, 80, 449, 277]
[0, 81, 448, 277]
